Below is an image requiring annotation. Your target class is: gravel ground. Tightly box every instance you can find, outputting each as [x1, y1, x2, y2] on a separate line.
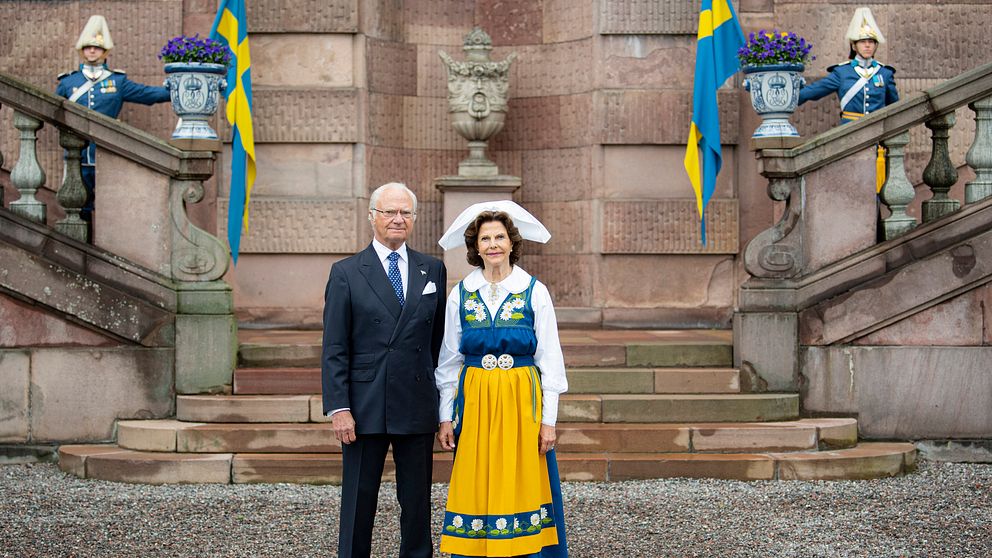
[1, 460, 989, 558]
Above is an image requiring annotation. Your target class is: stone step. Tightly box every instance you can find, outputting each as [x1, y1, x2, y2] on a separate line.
[178, 393, 798, 424]
[116, 418, 857, 454]
[237, 329, 734, 369]
[559, 393, 799, 423]
[233, 367, 741, 395]
[59, 442, 916, 484]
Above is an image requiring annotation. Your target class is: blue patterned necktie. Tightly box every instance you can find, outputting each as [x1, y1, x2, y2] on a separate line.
[387, 252, 405, 306]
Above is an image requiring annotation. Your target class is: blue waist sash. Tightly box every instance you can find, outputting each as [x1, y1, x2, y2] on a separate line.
[463, 354, 535, 368]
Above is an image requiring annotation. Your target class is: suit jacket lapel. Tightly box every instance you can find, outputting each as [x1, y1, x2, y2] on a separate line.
[389, 249, 428, 344]
[357, 245, 403, 319]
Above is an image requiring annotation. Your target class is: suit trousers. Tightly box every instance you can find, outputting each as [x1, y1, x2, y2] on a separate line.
[339, 432, 435, 558]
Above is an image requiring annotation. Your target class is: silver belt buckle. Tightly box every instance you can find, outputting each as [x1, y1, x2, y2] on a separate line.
[481, 354, 498, 370]
[497, 354, 514, 370]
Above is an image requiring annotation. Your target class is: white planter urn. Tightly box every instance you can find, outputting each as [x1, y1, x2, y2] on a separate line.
[164, 62, 227, 140]
[743, 63, 805, 138]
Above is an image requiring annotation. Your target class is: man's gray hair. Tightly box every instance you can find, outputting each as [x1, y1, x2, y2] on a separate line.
[369, 182, 418, 213]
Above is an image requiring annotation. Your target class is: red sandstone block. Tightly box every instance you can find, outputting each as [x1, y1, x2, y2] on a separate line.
[608, 453, 775, 481]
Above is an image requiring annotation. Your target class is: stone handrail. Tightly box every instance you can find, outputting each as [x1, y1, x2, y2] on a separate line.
[0, 72, 229, 282]
[744, 61, 992, 282]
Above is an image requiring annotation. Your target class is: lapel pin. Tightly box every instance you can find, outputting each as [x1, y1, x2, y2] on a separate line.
[421, 270, 427, 275]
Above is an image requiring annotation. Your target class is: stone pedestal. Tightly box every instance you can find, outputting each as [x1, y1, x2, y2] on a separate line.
[175, 281, 236, 394]
[434, 175, 521, 290]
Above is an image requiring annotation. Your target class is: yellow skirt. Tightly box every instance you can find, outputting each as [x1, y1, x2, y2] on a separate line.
[440, 365, 559, 557]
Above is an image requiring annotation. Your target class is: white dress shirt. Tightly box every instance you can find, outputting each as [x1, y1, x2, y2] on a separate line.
[435, 266, 568, 426]
[371, 238, 409, 299]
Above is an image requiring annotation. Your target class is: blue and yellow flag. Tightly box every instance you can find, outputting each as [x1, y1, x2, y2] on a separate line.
[211, 0, 256, 263]
[684, 0, 744, 243]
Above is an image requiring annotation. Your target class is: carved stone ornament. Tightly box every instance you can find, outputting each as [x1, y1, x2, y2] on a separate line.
[743, 177, 805, 279]
[170, 178, 230, 282]
[439, 27, 517, 177]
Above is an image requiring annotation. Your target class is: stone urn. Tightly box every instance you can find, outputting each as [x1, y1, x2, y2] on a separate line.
[743, 64, 805, 138]
[164, 62, 226, 140]
[440, 27, 517, 177]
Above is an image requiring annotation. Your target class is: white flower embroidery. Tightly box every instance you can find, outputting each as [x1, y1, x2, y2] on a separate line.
[471, 518, 484, 531]
[541, 506, 548, 519]
[464, 299, 478, 312]
[474, 308, 486, 322]
[452, 515, 463, 528]
[513, 518, 520, 530]
[495, 517, 507, 530]
[530, 513, 541, 526]
[500, 307, 514, 321]
[512, 297, 525, 309]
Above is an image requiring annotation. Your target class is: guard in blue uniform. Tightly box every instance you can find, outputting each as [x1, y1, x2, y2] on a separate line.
[56, 15, 171, 222]
[799, 7, 898, 193]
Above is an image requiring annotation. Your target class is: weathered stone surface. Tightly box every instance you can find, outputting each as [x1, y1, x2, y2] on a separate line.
[233, 453, 343, 484]
[495, 94, 593, 150]
[655, 368, 741, 394]
[30, 348, 174, 442]
[404, 0, 474, 45]
[402, 96, 464, 150]
[854, 289, 985, 346]
[601, 394, 799, 423]
[507, 40, 594, 98]
[558, 395, 602, 422]
[226, 254, 336, 328]
[627, 344, 733, 368]
[542, 0, 595, 43]
[519, 147, 592, 202]
[475, 0, 544, 46]
[367, 92, 405, 147]
[557, 424, 691, 453]
[600, 199, 739, 254]
[599, 0, 700, 35]
[369, 39, 418, 96]
[175, 312, 236, 394]
[566, 368, 655, 394]
[814, 418, 859, 450]
[219, 144, 356, 199]
[176, 395, 311, 423]
[178, 423, 340, 453]
[57, 445, 129, 478]
[600, 35, 696, 90]
[774, 443, 913, 481]
[691, 422, 817, 453]
[560, 343, 626, 368]
[217, 199, 360, 254]
[599, 255, 735, 311]
[734, 311, 798, 392]
[603, 145, 735, 199]
[247, 0, 357, 32]
[234, 367, 322, 395]
[117, 419, 190, 452]
[0, 351, 30, 442]
[516, 254, 596, 307]
[226, 89, 360, 143]
[597, 90, 739, 145]
[0, 293, 115, 347]
[522, 201, 590, 255]
[251, 34, 354, 88]
[556, 453, 608, 481]
[801, 347, 992, 438]
[85, 450, 233, 484]
[608, 453, 776, 481]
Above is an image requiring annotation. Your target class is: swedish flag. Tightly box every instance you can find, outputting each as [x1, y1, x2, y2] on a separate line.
[684, 0, 744, 243]
[211, 0, 256, 263]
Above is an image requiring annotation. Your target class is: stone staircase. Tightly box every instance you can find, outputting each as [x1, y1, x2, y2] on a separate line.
[59, 329, 916, 484]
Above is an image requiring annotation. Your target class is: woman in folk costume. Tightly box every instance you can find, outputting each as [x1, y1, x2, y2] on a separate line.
[798, 6, 899, 192]
[435, 201, 569, 558]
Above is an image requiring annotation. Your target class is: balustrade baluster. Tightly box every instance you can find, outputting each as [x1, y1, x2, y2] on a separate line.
[9, 111, 46, 222]
[965, 95, 992, 203]
[880, 131, 916, 240]
[56, 129, 89, 242]
[921, 113, 960, 222]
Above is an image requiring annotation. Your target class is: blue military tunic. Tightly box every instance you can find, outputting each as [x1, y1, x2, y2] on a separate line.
[56, 64, 171, 165]
[798, 59, 899, 124]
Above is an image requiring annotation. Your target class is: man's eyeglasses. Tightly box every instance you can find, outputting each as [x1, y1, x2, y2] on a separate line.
[371, 207, 416, 220]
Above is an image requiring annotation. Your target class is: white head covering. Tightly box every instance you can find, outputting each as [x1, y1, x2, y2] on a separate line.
[75, 15, 114, 51]
[438, 200, 551, 251]
[845, 7, 886, 45]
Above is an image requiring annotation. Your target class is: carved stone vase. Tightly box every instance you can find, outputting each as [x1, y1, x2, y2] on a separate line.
[440, 28, 517, 177]
[743, 64, 805, 138]
[164, 62, 227, 141]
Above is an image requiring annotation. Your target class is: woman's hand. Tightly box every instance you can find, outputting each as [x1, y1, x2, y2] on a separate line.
[538, 424, 556, 455]
[437, 421, 456, 451]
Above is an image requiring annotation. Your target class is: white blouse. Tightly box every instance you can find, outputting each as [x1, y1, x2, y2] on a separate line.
[435, 266, 568, 426]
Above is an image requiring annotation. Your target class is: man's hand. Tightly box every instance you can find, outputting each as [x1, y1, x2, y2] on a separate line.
[538, 424, 556, 455]
[437, 421, 456, 451]
[332, 410, 357, 445]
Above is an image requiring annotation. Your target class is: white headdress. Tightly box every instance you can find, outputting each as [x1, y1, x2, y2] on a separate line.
[438, 200, 551, 251]
[75, 15, 114, 51]
[845, 7, 886, 45]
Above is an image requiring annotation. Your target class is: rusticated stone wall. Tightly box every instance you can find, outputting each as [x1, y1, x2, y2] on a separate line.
[1, 0, 985, 327]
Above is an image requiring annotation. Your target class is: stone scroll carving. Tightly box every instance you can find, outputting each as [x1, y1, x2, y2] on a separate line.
[170, 179, 230, 282]
[744, 177, 804, 279]
[439, 27, 517, 177]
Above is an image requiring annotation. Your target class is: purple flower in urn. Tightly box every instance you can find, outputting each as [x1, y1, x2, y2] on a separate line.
[159, 34, 231, 66]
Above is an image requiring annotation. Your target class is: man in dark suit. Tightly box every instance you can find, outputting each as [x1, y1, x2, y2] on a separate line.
[322, 182, 447, 558]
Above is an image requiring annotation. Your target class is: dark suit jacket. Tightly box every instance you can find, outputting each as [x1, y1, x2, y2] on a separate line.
[321, 244, 447, 435]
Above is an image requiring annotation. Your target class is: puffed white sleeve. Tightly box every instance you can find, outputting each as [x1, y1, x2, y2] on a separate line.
[435, 285, 464, 422]
[532, 280, 568, 426]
